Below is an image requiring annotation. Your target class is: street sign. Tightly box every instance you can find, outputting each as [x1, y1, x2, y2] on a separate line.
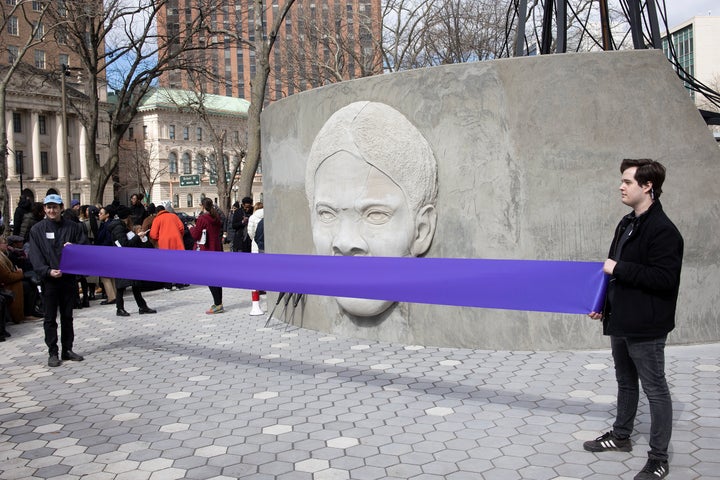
[180, 174, 200, 186]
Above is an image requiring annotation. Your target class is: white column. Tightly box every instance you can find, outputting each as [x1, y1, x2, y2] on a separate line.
[56, 113, 66, 179]
[79, 122, 88, 180]
[31, 111, 41, 180]
[6, 111, 15, 176]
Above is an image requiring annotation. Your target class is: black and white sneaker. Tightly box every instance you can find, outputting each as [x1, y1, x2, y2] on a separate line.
[634, 459, 669, 479]
[583, 431, 632, 452]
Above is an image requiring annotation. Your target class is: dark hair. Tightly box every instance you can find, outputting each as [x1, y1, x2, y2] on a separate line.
[146, 203, 156, 215]
[202, 198, 218, 219]
[46, 188, 59, 195]
[104, 204, 117, 219]
[241, 196, 253, 205]
[620, 158, 666, 200]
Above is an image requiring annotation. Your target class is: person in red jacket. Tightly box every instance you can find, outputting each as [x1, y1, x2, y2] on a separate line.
[150, 205, 185, 250]
[191, 198, 224, 314]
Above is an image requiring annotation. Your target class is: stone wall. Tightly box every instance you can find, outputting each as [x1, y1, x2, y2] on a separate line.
[261, 50, 720, 350]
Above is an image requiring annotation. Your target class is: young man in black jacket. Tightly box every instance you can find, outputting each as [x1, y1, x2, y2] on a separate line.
[29, 194, 88, 367]
[585, 159, 683, 480]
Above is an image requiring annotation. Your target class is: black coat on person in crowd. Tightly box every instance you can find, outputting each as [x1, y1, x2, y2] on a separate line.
[107, 218, 152, 289]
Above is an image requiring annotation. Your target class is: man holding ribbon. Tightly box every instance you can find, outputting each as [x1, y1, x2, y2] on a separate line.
[29, 194, 88, 368]
[585, 159, 683, 480]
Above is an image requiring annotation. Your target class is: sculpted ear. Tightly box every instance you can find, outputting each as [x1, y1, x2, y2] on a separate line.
[410, 204, 437, 257]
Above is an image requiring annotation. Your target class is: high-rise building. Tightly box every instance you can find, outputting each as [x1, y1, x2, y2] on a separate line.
[157, 0, 383, 101]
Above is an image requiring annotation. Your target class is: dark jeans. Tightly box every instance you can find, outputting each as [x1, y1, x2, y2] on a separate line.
[209, 286, 222, 306]
[116, 286, 149, 311]
[43, 279, 77, 356]
[611, 335, 672, 461]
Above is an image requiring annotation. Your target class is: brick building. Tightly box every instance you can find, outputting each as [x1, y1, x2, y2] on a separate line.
[157, 0, 383, 101]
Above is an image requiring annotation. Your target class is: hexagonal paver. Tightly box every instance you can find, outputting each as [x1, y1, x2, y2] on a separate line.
[263, 424, 293, 435]
[425, 407, 454, 416]
[326, 437, 360, 449]
[295, 458, 330, 473]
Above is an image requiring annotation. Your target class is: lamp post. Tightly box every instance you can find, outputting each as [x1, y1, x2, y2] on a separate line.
[61, 64, 70, 204]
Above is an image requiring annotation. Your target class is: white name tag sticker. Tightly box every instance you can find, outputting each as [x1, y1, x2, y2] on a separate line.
[46, 232, 55, 239]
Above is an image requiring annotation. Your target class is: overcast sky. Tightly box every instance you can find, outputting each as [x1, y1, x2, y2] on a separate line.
[663, 0, 717, 28]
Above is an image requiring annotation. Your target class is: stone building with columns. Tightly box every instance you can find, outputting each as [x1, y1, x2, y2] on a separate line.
[116, 88, 260, 215]
[4, 66, 113, 209]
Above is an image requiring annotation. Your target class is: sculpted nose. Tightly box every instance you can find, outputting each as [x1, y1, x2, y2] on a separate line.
[331, 218, 368, 256]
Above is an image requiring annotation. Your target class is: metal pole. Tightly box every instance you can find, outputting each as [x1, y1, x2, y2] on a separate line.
[61, 65, 70, 204]
[645, 0, 662, 49]
[556, 0, 567, 53]
[598, 0, 613, 50]
[515, 0, 528, 56]
[540, 0, 554, 54]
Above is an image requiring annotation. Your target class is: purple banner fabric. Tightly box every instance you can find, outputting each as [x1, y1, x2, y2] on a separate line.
[61, 245, 607, 314]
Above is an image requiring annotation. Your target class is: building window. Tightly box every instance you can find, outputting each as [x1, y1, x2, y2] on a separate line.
[169, 124, 175, 139]
[143, 125, 148, 139]
[196, 127, 202, 141]
[34, 50, 45, 69]
[7, 45, 18, 63]
[40, 151, 49, 175]
[15, 150, 24, 174]
[56, 28, 67, 45]
[59, 53, 69, 67]
[13, 112, 21, 133]
[7, 0, 17, 6]
[33, 22, 44, 40]
[182, 152, 191, 174]
[186, 194, 193, 208]
[32, 1, 43, 11]
[196, 154, 205, 175]
[8, 17, 18, 36]
[233, 131, 240, 143]
[39, 115, 47, 135]
[57, 0, 66, 16]
[168, 152, 178, 174]
[128, 127, 134, 140]
[183, 126, 189, 140]
[173, 194, 179, 208]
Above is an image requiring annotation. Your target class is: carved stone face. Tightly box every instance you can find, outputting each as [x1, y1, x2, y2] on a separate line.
[311, 152, 416, 317]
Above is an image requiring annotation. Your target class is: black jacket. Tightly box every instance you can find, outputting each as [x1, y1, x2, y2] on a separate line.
[29, 217, 88, 281]
[602, 201, 683, 338]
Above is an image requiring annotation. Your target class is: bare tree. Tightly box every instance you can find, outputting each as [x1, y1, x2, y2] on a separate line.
[210, 0, 297, 198]
[120, 141, 166, 202]
[160, 83, 248, 211]
[382, 0, 437, 71]
[418, 0, 509, 65]
[283, 3, 382, 90]
[0, 0, 56, 225]
[48, 0, 225, 204]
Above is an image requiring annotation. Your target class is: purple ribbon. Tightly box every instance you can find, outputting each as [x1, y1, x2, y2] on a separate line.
[61, 245, 607, 314]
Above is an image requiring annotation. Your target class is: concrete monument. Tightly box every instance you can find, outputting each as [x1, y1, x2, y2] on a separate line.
[261, 50, 720, 350]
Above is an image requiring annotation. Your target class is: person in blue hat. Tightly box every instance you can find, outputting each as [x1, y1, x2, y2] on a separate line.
[28, 194, 88, 367]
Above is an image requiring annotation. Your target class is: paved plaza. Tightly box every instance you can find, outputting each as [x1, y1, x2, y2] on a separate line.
[1, 285, 718, 479]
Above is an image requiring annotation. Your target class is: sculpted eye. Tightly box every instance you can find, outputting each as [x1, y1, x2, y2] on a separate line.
[365, 209, 391, 225]
[316, 208, 336, 223]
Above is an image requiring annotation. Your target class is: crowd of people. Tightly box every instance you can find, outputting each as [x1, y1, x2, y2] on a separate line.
[0, 189, 264, 360]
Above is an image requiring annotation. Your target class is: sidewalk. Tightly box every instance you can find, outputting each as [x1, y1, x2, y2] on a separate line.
[1, 285, 718, 479]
